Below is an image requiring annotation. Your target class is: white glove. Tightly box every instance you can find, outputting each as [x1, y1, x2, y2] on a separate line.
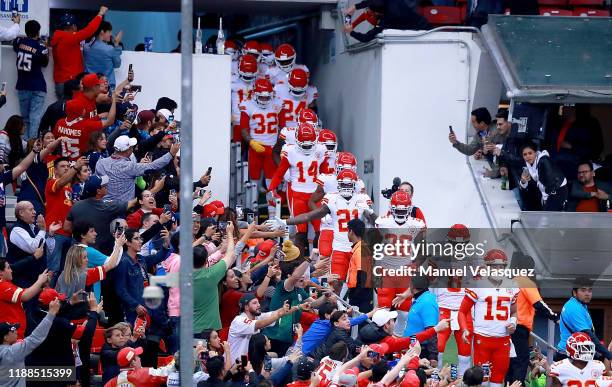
[357, 201, 374, 216]
[264, 217, 287, 232]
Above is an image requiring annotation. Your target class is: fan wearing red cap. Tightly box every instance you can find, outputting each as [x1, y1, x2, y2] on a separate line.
[238, 78, 283, 196]
[458, 248, 519, 387]
[268, 123, 330, 253]
[275, 67, 318, 129]
[104, 346, 173, 387]
[54, 86, 119, 160]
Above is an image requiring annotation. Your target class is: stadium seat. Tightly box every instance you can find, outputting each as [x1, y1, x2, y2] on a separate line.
[421, 6, 463, 25]
[573, 7, 610, 16]
[538, 0, 568, 5]
[91, 328, 106, 353]
[540, 7, 573, 15]
[569, 0, 604, 5]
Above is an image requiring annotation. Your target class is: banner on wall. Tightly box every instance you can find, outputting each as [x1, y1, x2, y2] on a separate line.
[0, 0, 49, 36]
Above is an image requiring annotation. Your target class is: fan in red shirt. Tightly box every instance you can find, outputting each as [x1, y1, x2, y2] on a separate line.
[104, 347, 173, 387]
[126, 190, 164, 229]
[51, 7, 106, 87]
[53, 96, 116, 161]
[0, 260, 50, 338]
[71, 74, 105, 119]
[45, 157, 88, 237]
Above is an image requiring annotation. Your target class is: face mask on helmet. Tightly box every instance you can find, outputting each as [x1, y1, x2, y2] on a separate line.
[298, 141, 315, 155]
[392, 206, 410, 224]
[276, 57, 295, 72]
[261, 53, 274, 65]
[239, 71, 256, 83]
[338, 179, 355, 198]
[255, 92, 272, 106]
[568, 336, 595, 362]
[289, 85, 306, 98]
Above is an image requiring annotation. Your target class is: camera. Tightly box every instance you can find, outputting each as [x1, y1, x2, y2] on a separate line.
[381, 177, 401, 199]
[143, 285, 164, 309]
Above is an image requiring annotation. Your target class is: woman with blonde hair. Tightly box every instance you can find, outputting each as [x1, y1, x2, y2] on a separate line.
[56, 232, 126, 298]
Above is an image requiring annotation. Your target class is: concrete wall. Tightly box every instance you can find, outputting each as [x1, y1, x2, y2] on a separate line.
[0, 47, 231, 203]
[314, 29, 503, 228]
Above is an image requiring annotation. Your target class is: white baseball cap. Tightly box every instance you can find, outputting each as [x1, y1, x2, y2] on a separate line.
[114, 135, 138, 151]
[372, 309, 398, 327]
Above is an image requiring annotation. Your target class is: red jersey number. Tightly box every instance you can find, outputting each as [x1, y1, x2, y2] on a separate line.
[252, 113, 278, 134]
[484, 296, 511, 321]
[337, 209, 359, 233]
[281, 100, 307, 124]
[296, 160, 318, 183]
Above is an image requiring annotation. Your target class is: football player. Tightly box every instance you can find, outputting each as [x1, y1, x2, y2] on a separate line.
[458, 249, 519, 387]
[239, 78, 283, 191]
[266, 43, 310, 86]
[276, 68, 318, 129]
[242, 40, 260, 61]
[317, 129, 338, 174]
[266, 169, 375, 290]
[225, 40, 239, 77]
[550, 332, 610, 387]
[258, 42, 275, 77]
[273, 108, 320, 164]
[268, 123, 328, 253]
[231, 54, 258, 141]
[430, 224, 474, 376]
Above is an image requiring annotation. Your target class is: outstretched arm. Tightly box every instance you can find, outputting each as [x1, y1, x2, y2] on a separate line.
[286, 205, 330, 226]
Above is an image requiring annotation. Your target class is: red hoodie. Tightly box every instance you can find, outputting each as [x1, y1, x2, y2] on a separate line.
[51, 15, 103, 83]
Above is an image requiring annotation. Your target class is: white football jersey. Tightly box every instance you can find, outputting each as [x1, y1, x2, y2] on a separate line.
[231, 60, 239, 77]
[239, 99, 283, 146]
[316, 173, 338, 231]
[431, 288, 466, 310]
[281, 145, 325, 193]
[265, 63, 310, 86]
[375, 215, 426, 272]
[274, 83, 315, 125]
[315, 356, 343, 386]
[465, 285, 518, 337]
[322, 192, 372, 252]
[279, 124, 298, 146]
[231, 79, 254, 125]
[258, 62, 273, 78]
[550, 358, 606, 387]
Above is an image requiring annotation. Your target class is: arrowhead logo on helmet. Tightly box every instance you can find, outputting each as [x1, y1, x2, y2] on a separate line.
[275, 43, 296, 72]
[390, 191, 412, 224]
[337, 169, 358, 198]
[484, 249, 508, 266]
[238, 54, 258, 83]
[335, 152, 357, 175]
[298, 108, 319, 130]
[318, 129, 337, 156]
[288, 68, 309, 98]
[242, 40, 261, 59]
[566, 332, 595, 362]
[296, 123, 317, 155]
[254, 79, 274, 107]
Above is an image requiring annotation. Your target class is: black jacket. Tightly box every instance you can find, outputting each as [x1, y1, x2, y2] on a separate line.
[566, 180, 612, 212]
[312, 327, 361, 361]
[520, 154, 566, 196]
[350, 0, 431, 43]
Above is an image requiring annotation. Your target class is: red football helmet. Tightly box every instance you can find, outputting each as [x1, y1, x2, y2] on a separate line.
[566, 332, 595, 361]
[253, 78, 274, 107]
[259, 43, 274, 65]
[298, 108, 319, 130]
[275, 43, 296, 72]
[225, 40, 238, 57]
[288, 68, 308, 98]
[238, 55, 258, 83]
[336, 152, 357, 174]
[318, 129, 337, 157]
[242, 40, 260, 59]
[447, 224, 470, 243]
[337, 169, 358, 198]
[390, 191, 412, 224]
[296, 123, 317, 155]
[484, 249, 508, 266]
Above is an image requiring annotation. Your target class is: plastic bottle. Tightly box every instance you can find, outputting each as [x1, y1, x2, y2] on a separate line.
[216, 17, 225, 55]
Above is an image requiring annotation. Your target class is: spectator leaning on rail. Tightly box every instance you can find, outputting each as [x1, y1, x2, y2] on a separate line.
[0, 298, 60, 387]
[95, 135, 179, 203]
[51, 6, 107, 99]
[566, 161, 612, 212]
[343, 0, 431, 43]
[84, 21, 123, 90]
[518, 142, 568, 211]
[13, 20, 49, 140]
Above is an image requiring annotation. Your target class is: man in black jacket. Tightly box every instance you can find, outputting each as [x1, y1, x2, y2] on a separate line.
[343, 0, 431, 43]
[312, 310, 361, 361]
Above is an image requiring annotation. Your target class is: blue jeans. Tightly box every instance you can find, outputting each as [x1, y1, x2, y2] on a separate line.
[17, 90, 46, 139]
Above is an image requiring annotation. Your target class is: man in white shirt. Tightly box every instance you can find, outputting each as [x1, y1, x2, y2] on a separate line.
[228, 293, 296, 363]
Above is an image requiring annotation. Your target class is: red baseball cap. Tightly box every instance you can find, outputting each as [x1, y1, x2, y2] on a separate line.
[369, 342, 389, 355]
[81, 73, 101, 89]
[253, 239, 276, 263]
[210, 201, 225, 213]
[117, 346, 144, 367]
[38, 288, 67, 306]
[202, 203, 220, 218]
[65, 99, 86, 121]
[400, 370, 421, 387]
